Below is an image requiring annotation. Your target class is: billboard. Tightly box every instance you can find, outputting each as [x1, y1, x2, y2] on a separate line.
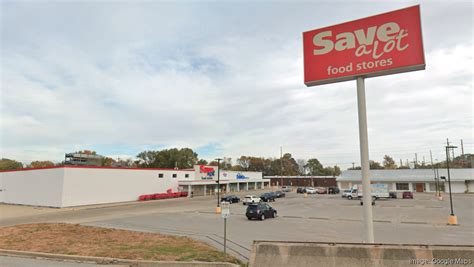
[303, 5, 425, 86]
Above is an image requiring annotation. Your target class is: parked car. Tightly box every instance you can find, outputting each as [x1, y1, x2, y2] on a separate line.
[296, 187, 306, 194]
[389, 192, 397, 199]
[328, 187, 340, 194]
[221, 195, 240, 203]
[402, 191, 414, 199]
[246, 203, 277, 220]
[316, 187, 327, 194]
[243, 195, 261, 205]
[260, 192, 276, 202]
[342, 189, 352, 198]
[268, 191, 278, 199]
[274, 191, 285, 198]
[281, 186, 292, 192]
[305, 187, 317, 194]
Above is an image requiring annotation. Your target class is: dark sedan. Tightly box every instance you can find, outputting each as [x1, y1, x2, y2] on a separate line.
[328, 187, 340, 194]
[260, 193, 276, 202]
[296, 187, 306, 194]
[274, 191, 285, 198]
[220, 195, 240, 203]
[246, 203, 277, 220]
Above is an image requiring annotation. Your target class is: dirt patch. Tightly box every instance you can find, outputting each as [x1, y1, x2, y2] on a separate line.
[0, 223, 240, 264]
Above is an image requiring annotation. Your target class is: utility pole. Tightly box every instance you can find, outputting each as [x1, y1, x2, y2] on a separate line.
[447, 138, 455, 161]
[400, 159, 403, 168]
[423, 156, 425, 166]
[414, 153, 418, 169]
[461, 139, 464, 156]
[430, 150, 437, 196]
[280, 146, 283, 188]
[406, 159, 409, 169]
[352, 162, 355, 169]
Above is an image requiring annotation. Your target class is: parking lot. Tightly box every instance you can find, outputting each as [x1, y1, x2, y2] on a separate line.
[2, 190, 473, 262]
[88, 191, 474, 262]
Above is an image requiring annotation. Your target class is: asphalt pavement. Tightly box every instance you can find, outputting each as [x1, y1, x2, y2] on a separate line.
[1, 190, 473, 263]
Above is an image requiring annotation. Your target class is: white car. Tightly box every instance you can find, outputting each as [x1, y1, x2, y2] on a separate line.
[305, 187, 317, 194]
[243, 195, 261, 205]
[281, 186, 292, 192]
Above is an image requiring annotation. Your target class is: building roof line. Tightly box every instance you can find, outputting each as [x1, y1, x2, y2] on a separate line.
[0, 165, 196, 173]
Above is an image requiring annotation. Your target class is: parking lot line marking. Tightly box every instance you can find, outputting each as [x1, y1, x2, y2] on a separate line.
[426, 206, 443, 209]
[373, 220, 392, 223]
[308, 217, 330, 220]
[400, 221, 429, 225]
[282, 215, 303, 219]
[335, 218, 362, 222]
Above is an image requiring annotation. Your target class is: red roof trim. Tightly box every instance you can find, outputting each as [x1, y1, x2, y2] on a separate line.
[0, 165, 196, 173]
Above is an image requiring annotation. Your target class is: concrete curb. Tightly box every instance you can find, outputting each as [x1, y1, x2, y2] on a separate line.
[0, 249, 240, 267]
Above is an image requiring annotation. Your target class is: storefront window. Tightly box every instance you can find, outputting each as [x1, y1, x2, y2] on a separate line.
[396, 183, 409, 190]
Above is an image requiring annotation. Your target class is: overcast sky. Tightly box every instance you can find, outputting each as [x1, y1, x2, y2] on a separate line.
[1, 0, 472, 169]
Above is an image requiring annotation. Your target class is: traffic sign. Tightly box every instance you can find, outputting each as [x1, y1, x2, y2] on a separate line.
[221, 201, 230, 219]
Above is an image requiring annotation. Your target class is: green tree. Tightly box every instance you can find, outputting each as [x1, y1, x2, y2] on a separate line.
[334, 165, 341, 176]
[136, 148, 198, 169]
[0, 158, 23, 170]
[282, 153, 299, 175]
[101, 157, 116, 167]
[305, 158, 324, 175]
[28, 161, 55, 168]
[383, 155, 397, 169]
[369, 160, 383, 169]
[197, 159, 208, 165]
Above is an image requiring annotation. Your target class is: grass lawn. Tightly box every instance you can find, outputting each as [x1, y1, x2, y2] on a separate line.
[0, 223, 241, 265]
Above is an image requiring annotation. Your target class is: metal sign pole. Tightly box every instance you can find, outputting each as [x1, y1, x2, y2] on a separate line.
[221, 201, 230, 253]
[224, 217, 227, 254]
[356, 77, 374, 243]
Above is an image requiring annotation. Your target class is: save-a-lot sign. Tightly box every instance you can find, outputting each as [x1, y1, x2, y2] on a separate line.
[303, 5, 425, 86]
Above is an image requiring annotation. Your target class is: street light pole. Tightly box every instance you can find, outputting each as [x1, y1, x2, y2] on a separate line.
[215, 158, 222, 213]
[445, 145, 457, 225]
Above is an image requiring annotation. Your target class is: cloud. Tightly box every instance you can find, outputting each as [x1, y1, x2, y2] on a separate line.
[1, 1, 472, 168]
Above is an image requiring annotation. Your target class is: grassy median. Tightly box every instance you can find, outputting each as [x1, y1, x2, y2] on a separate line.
[0, 223, 241, 264]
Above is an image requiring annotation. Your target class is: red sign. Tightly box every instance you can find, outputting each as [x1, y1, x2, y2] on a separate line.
[199, 165, 215, 174]
[303, 5, 425, 86]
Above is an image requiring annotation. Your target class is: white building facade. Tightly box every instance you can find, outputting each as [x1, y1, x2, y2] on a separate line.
[337, 169, 474, 193]
[0, 165, 268, 207]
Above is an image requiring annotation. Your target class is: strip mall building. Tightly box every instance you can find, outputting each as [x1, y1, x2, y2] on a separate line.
[337, 169, 474, 193]
[0, 165, 268, 208]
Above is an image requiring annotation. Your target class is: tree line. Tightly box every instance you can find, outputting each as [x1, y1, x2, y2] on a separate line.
[1, 149, 472, 174]
[0, 148, 341, 176]
[348, 154, 473, 170]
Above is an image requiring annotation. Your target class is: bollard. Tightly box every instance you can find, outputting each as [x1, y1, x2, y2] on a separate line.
[304, 193, 308, 198]
[448, 215, 458, 225]
[215, 206, 222, 214]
